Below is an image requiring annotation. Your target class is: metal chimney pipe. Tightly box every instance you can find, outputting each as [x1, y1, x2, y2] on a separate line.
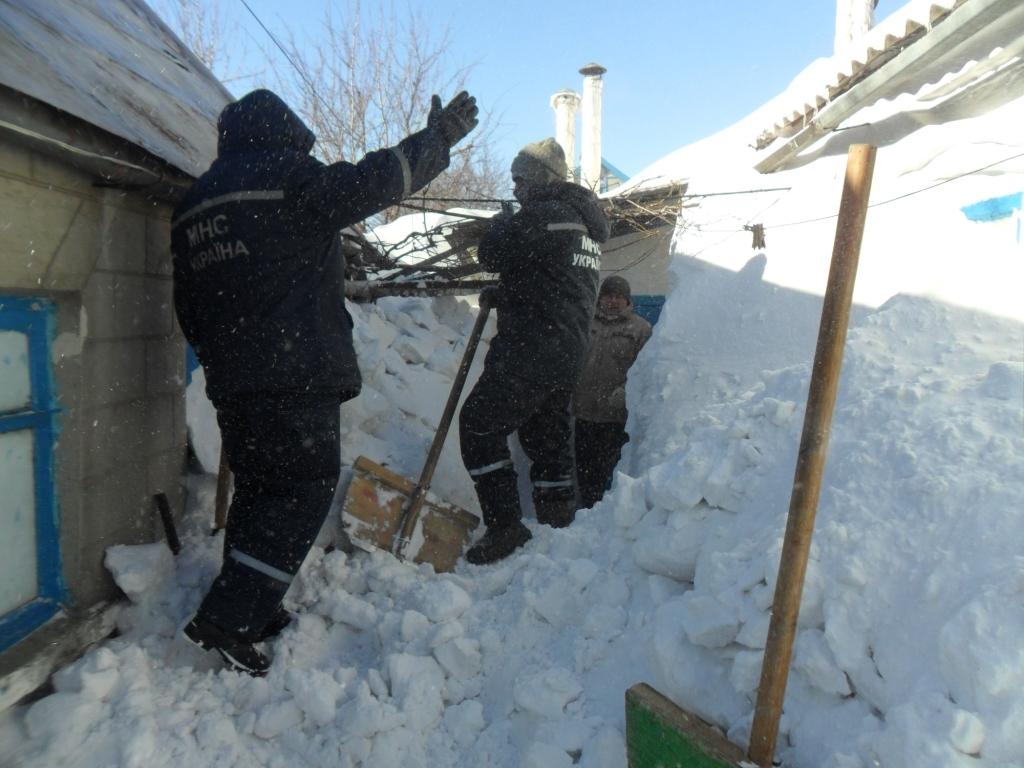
[550, 89, 581, 182]
[578, 63, 606, 192]
[834, 0, 876, 56]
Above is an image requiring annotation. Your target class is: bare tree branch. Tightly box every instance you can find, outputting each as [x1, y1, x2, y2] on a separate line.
[154, 0, 249, 81]
[268, 0, 505, 221]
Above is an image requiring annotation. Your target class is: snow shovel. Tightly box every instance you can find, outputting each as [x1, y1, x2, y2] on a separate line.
[625, 144, 877, 768]
[340, 294, 491, 572]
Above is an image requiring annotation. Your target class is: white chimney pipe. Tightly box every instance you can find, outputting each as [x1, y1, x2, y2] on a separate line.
[579, 63, 606, 192]
[834, 0, 876, 57]
[550, 89, 581, 182]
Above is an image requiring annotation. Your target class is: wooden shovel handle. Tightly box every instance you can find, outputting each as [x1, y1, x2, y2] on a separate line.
[213, 446, 231, 531]
[395, 295, 493, 554]
[748, 144, 877, 766]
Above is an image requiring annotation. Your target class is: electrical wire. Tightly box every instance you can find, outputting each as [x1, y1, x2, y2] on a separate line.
[682, 186, 792, 199]
[395, 200, 499, 221]
[691, 149, 1024, 236]
[393, 145, 1024, 278]
[237, 0, 344, 127]
[603, 240, 662, 276]
[407, 184, 797, 212]
[769, 149, 1024, 230]
[412, 195, 511, 205]
[601, 148, 1024, 279]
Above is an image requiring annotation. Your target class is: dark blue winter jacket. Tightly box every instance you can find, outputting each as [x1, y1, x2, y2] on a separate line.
[172, 89, 451, 405]
[478, 181, 609, 388]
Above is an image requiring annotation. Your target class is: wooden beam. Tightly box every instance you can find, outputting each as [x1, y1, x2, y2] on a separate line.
[345, 279, 496, 301]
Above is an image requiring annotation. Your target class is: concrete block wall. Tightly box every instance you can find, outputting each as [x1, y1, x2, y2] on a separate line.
[602, 226, 674, 297]
[0, 136, 187, 614]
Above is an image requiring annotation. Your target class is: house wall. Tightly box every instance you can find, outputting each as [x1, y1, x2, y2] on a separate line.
[0, 135, 186, 624]
[601, 228, 673, 296]
[601, 226, 675, 319]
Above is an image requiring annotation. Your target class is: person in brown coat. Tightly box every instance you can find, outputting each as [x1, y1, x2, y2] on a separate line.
[573, 276, 652, 508]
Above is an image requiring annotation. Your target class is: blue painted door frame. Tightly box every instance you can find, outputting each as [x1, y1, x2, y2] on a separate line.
[632, 294, 666, 326]
[0, 296, 64, 653]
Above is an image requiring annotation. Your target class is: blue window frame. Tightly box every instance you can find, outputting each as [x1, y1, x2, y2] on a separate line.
[0, 296, 64, 653]
[632, 294, 666, 326]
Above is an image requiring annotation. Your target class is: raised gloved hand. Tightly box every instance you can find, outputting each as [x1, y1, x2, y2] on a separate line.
[428, 91, 479, 147]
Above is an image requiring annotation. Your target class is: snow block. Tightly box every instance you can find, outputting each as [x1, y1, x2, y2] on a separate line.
[415, 580, 472, 623]
[386, 653, 446, 732]
[433, 636, 482, 680]
[979, 361, 1024, 400]
[680, 594, 739, 649]
[104, 542, 174, 602]
[442, 700, 485, 748]
[513, 667, 583, 719]
[633, 512, 704, 582]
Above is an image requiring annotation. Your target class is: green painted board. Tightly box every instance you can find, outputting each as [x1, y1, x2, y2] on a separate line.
[625, 683, 748, 768]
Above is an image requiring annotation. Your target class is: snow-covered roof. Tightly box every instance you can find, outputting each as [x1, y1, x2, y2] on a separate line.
[755, 0, 1024, 171]
[363, 208, 498, 283]
[0, 0, 231, 178]
[367, 210, 494, 266]
[758, 0, 969, 143]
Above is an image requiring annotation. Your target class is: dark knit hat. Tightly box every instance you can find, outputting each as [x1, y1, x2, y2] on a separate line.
[510, 138, 568, 185]
[599, 276, 632, 301]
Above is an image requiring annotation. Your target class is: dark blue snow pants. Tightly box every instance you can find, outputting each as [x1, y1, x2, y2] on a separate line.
[197, 392, 340, 640]
[459, 367, 576, 528]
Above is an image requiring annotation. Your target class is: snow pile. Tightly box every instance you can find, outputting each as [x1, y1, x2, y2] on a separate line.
[339, 294, 490, 515]
[3, 285, 1021, 768]
[622, 293, 1024, 764]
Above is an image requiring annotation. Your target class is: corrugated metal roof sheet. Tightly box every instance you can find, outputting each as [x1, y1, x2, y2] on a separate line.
[0, 0, 232, 178]
[754, 0, 1024, 172]
[757, 0, 970, 147]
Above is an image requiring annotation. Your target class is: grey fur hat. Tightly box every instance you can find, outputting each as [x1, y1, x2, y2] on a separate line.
[510, 138, 568, 185]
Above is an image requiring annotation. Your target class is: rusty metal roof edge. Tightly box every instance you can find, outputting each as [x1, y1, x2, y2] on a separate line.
[754, 0, 1024, 173]
[756, 0, 969, 146]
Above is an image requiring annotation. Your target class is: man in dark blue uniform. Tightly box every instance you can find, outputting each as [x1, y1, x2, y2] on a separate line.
[172, 89, 477, 674]
[459, 138, 609, 565]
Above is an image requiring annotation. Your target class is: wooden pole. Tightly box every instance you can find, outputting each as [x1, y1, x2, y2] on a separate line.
[153, 493, 181, 555]
[213, 447, 231, 532]
[393, 294, 493, 559]
[748, 144, 877, 766]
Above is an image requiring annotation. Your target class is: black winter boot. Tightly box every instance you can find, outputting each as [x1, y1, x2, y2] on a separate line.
[535, 495, 577, 528]
[465, 466, 531, 565]
[465, 521, 532, 565]
[255, 605, 295, 641]
[184, 616, 270, 677]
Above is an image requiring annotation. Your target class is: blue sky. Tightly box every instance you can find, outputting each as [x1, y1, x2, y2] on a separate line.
[207, 0, 906, 180]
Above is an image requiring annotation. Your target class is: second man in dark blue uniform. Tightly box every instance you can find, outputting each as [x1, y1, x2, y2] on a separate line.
[460, 138, 609, 565]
